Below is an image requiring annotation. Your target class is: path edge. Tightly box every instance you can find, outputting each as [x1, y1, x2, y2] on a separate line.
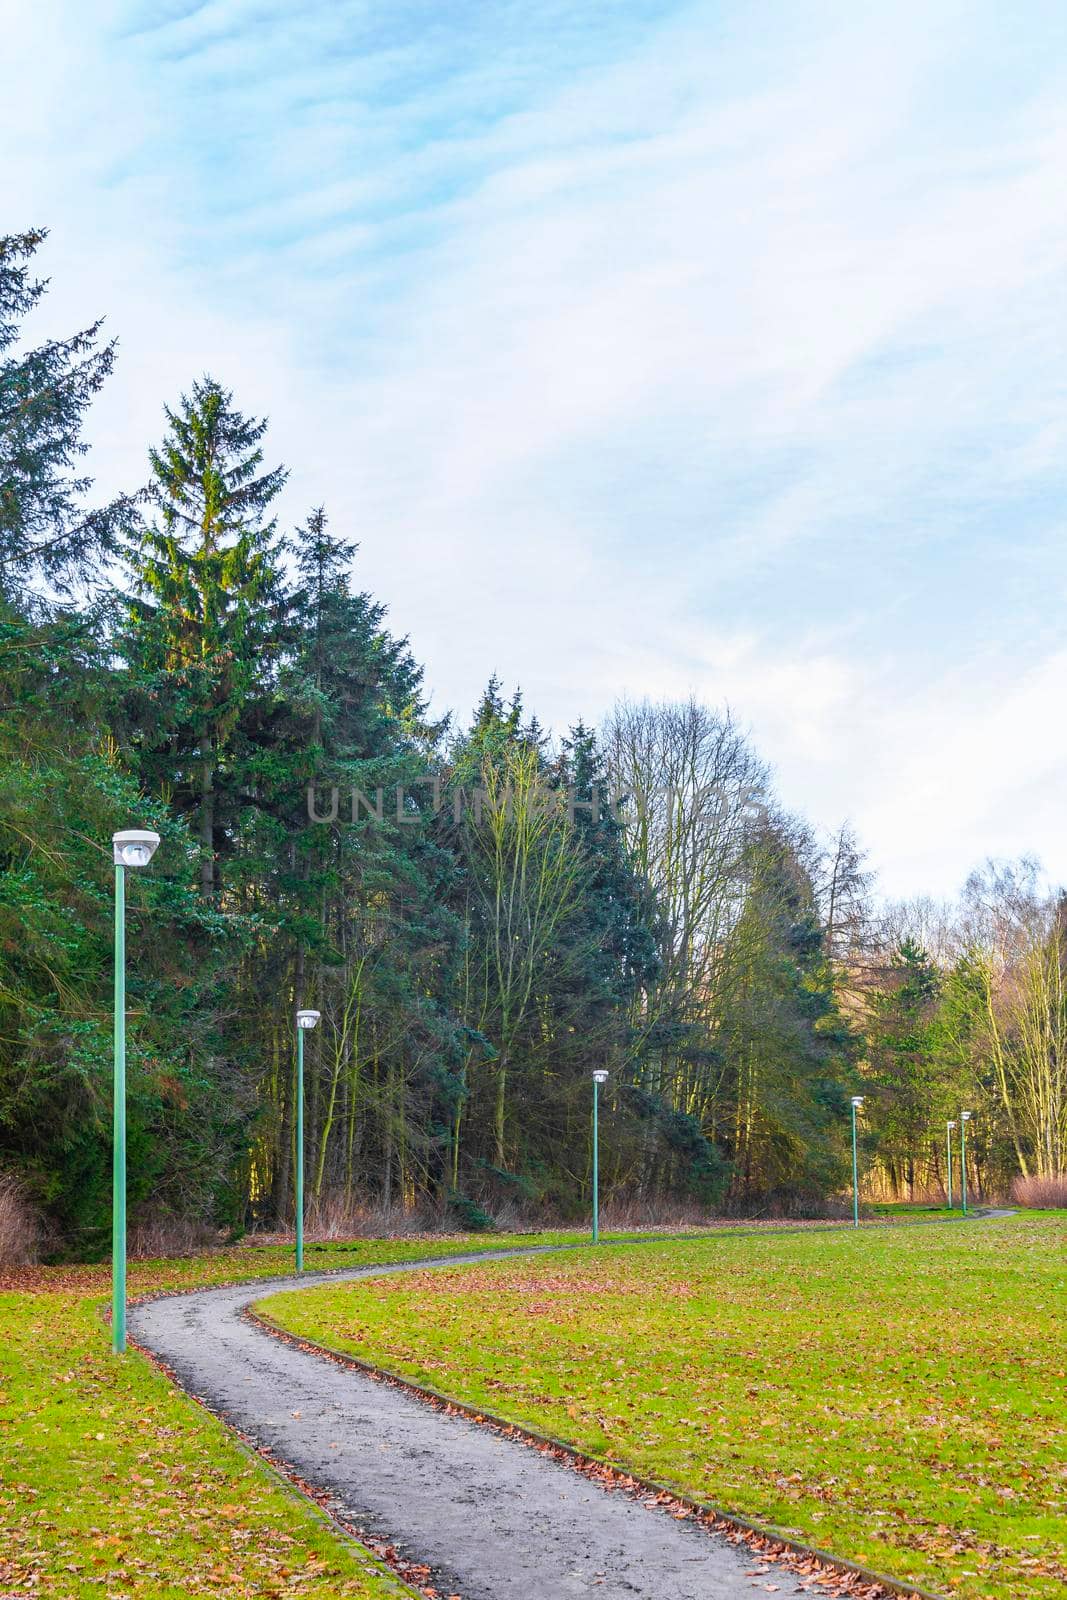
[249, 1304, 947, 1600]
[123, 1322, 426, 1599]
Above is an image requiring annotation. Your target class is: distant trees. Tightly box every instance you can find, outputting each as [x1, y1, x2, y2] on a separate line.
[603, 700, 762, 1099]
[941, 863, 1067, 1181]
[440, 691, 659, 1209]
[457, 733, 588, 1169]
[601, 701, 862, 1208]
[855, 861, 1067, 1196]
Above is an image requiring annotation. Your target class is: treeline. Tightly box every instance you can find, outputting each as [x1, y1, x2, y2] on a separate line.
[861, 866, 1067, 1197]
[1, 230, 1063, 1254]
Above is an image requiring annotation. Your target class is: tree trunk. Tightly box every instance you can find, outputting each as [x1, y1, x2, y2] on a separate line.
[200, 729, 215, 899]
[493, 1056, 507, 1169]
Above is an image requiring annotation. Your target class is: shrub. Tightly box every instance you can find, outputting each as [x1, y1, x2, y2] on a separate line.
[0, 1173, 43, 1264]
[301, 1192, 449, 1241]
[447, 1190, 495, 1232]
[1010, 1173, 1067, 1209]
[127, 1213, 220, 1259]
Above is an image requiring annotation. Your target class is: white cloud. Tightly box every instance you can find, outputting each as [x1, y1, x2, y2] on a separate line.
[5, 0, 1067, 899]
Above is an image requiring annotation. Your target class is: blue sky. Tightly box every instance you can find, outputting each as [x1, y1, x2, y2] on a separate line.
[7, 0, 1067, 900]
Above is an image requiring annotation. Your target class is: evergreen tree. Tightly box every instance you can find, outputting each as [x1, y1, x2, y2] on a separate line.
[0, 228, 129, 595]
[717, 818, 857, 1207]
[865, 938, 941, 1196]
[0, 252, 244, 1250]
[0, 603, 245, 1249]
[121, 377, 288, 898]
[252, 508, 462, 1222]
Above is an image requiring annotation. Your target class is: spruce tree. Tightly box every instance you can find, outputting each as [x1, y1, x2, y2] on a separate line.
[0, 228, 129, 595]
[717, 817, 857, 1205]
[121, 377, 288, 898]
[866, 938, 941, 1196]
[254, 507, 462, 1221]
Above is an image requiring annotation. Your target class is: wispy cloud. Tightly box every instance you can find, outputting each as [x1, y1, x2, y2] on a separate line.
[6, 0, 1067, 897]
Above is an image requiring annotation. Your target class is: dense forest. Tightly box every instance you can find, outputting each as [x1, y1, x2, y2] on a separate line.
[2, 229, 1064, 1256]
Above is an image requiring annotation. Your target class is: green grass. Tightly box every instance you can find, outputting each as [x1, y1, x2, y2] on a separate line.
[0, 1228, 606, 1598]
[260, 1215, 1067, 1600]
[0, 1295, 412, 1599]
[869, 1203, 957, 1215]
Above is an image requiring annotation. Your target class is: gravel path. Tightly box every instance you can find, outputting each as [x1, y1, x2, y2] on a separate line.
[129, 1245, 811, 1600]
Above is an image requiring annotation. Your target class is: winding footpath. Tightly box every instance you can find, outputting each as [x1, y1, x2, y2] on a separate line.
[129, 1225, 1004, 1599]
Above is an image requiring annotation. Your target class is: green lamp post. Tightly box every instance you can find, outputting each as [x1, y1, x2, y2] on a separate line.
[294, 1009, 320, 1272]
[592, 1070, 609, 1243]
[111, 828, 160, 1355]
[850, 1096, 865, 1227]
[946, 1120, 956, 1209]
[959, 1110, 972, 1216]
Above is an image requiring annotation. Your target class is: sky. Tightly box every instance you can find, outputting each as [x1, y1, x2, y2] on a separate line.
[5, 0, 1067, 902]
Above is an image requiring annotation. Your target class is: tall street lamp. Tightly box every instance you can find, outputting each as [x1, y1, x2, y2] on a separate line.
[592, 1070, 609, 1243]
[960, 1111, 972, 1216]
[946, 1120, 956, 1209]
[111, 828, 160, 1355]
[295, 1009, 320, 1272]
[850, 1096, 865, 1228]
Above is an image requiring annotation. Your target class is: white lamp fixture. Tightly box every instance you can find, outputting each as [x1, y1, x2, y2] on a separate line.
[947, 1119, 956, 1129]
[851, 1095, 865, 1108]
[960, 1110, 972, 1122]
[593, 1069, 609, 1084]
[112, 829, 160, 868]
[296, 1009, 321, 1031]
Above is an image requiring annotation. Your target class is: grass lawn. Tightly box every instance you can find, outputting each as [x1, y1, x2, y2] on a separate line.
[868, 1203, 957, 1215]
[0, 1228, 610, 1598]
[259, 1214, 1067, 1600]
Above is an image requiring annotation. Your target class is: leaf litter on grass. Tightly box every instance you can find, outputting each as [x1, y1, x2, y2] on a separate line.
[260, 1214, 1067, 1600]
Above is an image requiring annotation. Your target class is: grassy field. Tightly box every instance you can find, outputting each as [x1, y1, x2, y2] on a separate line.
[260, 1214, 1067, 1600]
[0, 1228, 612, 1599]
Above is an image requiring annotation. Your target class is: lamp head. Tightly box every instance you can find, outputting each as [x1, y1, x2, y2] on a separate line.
[947, 1120, 956, 1130]
[296, 1009, 321, 1031]
[112, 829, 160, 868]
[960, 1110, 972, 1122]
[592, 1069, 609, 1085]
[850, 1095, 865, 1108]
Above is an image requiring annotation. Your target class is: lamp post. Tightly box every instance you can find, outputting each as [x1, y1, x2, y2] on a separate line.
[592, 1070, 609, 1243]
[294, 1009, 320, 1272]
[960, 1111, 972, 1216]
[850, 1096, 865, 1228]
[946, 1120, 956, 1209]
[111, 829, 160, 1355]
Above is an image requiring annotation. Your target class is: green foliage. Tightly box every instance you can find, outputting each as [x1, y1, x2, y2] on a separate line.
[0, 229, 130, 593]
[120, 376, 289, 901]
[0, 629, 249, 1247]
[865, 938, 943, 1190]
[622, 1084, 731, 1200]
[712, 818, 859, 1207]
[446, 1190, 495, 1231]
